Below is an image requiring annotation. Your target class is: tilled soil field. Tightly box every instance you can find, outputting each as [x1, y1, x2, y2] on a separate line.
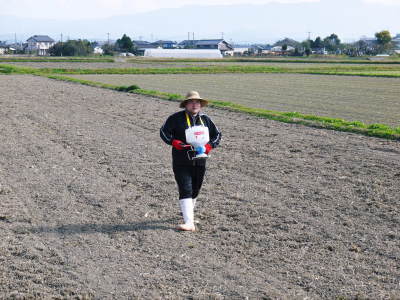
[70, 73, 400, 127]
[0, 75, 399, 299]
[0, 62, 194, 69]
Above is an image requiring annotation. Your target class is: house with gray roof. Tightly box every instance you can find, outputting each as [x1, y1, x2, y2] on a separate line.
[178, 39, 233, 53]
[393, 34, 400, 49]
[132, 40, 158, 56]
[26, 35, 55, 56]
[151, 40, 177, 49]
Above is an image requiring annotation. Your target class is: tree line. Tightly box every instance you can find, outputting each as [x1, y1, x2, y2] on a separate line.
[48, 31, 397, 57]
[268, 30, 396, 56]
[49, 34, 136, 56]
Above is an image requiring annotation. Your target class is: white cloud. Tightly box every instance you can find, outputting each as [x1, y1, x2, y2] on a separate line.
[0, 0, 320, 19]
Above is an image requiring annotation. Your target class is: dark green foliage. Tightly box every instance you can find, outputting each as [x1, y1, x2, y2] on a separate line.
[273, 38, 301, 48]
[0, 65, 13, 73]
[323, 34, 341, 52]
[375, 30, 392, 46]
[311, 36, 324, 49]
[168, 94, 182, 100]
[49, 40, 93, 56]
[375, 30, 393, 53]
[102, 44, 117, 56]
[115, 34, 136, 54]
[116, 85, 140, 92]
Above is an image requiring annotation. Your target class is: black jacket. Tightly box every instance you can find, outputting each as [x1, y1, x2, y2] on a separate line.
[160, 110, 221, 166]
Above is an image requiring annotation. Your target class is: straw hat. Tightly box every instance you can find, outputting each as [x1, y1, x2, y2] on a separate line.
[180, 91, 208, 108]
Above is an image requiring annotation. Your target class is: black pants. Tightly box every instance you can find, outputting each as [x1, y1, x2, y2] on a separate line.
[173, 165, 206, 200]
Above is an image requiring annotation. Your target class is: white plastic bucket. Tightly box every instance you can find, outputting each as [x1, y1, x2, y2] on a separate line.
[185, 125, 210, 148]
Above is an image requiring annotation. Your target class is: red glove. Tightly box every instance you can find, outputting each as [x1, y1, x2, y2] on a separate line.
[205, 143, 212, 154]
[172, 139, 191, 150]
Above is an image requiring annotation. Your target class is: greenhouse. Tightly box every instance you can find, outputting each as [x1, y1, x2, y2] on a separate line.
[144, 49, 222, 58]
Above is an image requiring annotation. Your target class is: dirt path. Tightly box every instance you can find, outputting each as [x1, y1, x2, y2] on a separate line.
[0, 75, 399, 299]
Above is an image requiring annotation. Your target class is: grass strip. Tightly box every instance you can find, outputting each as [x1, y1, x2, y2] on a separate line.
[24, 66, 400, 78]
[3, 63, 400, 78]
[0, 64, 41, 74]
[0, 57, 114, 62]
[127, 57, 400, 64]
[44, 74, 400, 141]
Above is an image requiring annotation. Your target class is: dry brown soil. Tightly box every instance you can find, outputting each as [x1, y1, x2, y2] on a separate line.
[0, 75, 399, 299]
[0, 61, 202, 70]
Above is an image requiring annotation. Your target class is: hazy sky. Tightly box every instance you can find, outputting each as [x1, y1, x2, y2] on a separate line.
[1, 0, 399, 20]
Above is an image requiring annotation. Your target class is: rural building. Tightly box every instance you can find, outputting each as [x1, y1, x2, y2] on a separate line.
[144, 49, 222, 58]
[151, 40, 178, 49]
[270, 45, 295, 55]
[133, 40, 158, 56]
[0, 41, 7, 55]
[178, 39, 233, 54]
[393, 34, 400, 49]
[26, 35, 55, 56]
[93, 46, 104, 55]
[232, 47, 249, 55]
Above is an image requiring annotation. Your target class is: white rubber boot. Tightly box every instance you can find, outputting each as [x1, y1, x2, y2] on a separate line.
[177, 198, 195, 231]
[192, 198, 200, 224]
[192, 198, 197, 210]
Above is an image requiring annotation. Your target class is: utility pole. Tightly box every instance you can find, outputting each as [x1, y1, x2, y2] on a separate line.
[107, 33, 110, 45]
[14, 33, 17, 45]
[60, 33, 63, 57]
[307, 31, 311, 41]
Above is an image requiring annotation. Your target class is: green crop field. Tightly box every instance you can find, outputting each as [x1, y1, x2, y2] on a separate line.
[69, 73, 400, 127]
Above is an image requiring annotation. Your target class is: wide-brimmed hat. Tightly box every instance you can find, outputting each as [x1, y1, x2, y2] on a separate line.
[180, 91, 208, 108]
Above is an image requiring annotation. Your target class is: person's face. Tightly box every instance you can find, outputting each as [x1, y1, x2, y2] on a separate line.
[185, 99, 202, 115]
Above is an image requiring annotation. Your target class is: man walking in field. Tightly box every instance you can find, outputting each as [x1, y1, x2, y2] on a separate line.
[160, 91, 221, 232]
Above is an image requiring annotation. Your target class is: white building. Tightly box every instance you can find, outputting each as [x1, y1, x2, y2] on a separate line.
[26, 35, 55, 56]
[93, 46, 104, 55]
[144, 49, 223, 58]
[271, 45, 295, 53]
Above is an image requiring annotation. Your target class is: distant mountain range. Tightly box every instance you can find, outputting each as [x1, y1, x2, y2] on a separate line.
[1, 1, 399, 44]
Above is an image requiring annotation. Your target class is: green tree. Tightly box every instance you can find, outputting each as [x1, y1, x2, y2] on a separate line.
[49, 40, 92, 56]
[102, 43, 117, 56]
[323, 33, 341, 52]
[375, 30, 392, 53]
[312, 36, 324, 49]
[273, 38, 300, 48]
[292, 47, 302, 56]
[280, 44, 287, 56]
[115, 34, 135, 53]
